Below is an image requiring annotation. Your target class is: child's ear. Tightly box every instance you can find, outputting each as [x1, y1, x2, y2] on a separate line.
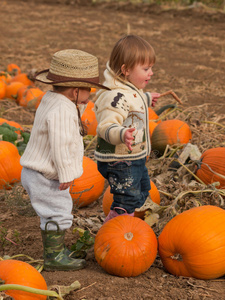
[121, 64, 129, 76]
[72, 87, 79, 99]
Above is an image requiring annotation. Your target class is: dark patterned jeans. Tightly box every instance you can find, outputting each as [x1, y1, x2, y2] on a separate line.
[97, 158, 151, 214]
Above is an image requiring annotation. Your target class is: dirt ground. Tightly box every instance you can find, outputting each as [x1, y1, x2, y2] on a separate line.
[0, 0, 225, 299]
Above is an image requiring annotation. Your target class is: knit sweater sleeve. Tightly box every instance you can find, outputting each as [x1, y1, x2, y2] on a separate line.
[47, 105, 83, 183]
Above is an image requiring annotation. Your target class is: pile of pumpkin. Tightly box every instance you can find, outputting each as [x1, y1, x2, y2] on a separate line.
[0, 63, 45, 109]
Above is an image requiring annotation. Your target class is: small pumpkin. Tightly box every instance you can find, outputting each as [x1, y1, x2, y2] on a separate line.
[7, 63, 21, 76]
[195, 147, 225, 189]
[102, 180, 160, 219]
[0, 141, 22, 189]
[158, 205, 225, 280]
[5, 81, 25, 100]
[0, 72, 12, 84]
[151, 119, 192, 155]
[0, 259, 47, 300]
[17, 87, 45, 108]
[94, 215, 158, 277]
[16, 85, 30, 104]
[0, 80, 6, 99]
[11, 73, 34, 86]
[70, 156, 105, 207]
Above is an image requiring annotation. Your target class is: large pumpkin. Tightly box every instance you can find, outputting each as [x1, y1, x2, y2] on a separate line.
[158, 205, 225, 280]
[195, 147, 225, 189]
[0, 141, 22, 189]
[149, 120, 158, 138]
[94, 215, 158, 277]
[102, 180, 160, 219]
[70, 156, 105, 207]
[151, 119, 192, 155]
[0, 259, 47, 300]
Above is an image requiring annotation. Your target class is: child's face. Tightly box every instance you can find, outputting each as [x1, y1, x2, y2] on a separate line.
[125, 63, 153, 90]
[77, 88, 91, 105]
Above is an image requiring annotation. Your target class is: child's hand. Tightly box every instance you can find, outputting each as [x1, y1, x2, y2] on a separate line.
[151, 92, 161, 107]
[59, 181, 73, 190]
[124, 128, 135, 151]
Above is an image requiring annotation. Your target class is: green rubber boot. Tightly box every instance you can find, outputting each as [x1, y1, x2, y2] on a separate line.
[41, 221, 86, 271]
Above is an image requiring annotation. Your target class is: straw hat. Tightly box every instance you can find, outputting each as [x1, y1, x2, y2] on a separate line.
[35, 49, 109, 90]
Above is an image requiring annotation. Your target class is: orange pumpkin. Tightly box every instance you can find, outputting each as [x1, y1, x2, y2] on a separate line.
[0, 80, 6, 99]
[18, 87, 45, 108]
[195, 147, 225, 189]
[0, 118, 23, 134]
[0, 259, 47, 300]
[158, 205, 225, 280]
[94, 215, 158, 277]
[149, 120, 157, 137]
[151, 119, 192, 155]
[5, 81, 24, 100]
[102, 180, 160, 219]
[86, 118, 97, 136]
[16, 85, 29, 104]
[148, 107, 161, 123]
[0, 72, 12, 84]
[0, 141, 22, 189]
[34, 92, 46, 109]
[81, 101, 96, 135]
[70, 156, 105, 207]
[7, 63, 21, 76]
[11, 73, 34, 86]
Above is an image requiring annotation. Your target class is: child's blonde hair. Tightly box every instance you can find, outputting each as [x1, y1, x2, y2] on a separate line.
[109, 35, 156, 79]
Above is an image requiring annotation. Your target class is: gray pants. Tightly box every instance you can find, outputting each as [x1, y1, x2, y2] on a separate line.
[21, 167, 73, 231]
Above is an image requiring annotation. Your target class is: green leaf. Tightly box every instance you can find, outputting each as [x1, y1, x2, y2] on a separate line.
[21, 131, 30, 144]
[0, 125, 18, 143]
[70, 229, 94, 256]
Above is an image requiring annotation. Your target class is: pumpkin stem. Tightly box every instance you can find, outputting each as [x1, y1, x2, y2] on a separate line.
[156, 104, 177, 116]
[171, 253, 183, 261]
[0, 284, 63, 300]
[124, 232, 133, 241]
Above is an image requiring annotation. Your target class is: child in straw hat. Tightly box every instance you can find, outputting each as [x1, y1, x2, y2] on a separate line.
[20, 49, 109, 271]
[94, 35, 160, 223]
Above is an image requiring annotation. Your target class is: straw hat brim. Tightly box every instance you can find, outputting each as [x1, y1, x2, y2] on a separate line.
[35, 69, 110, 90]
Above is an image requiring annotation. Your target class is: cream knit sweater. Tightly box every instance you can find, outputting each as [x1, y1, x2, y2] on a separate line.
[20, 91, 84, 183]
